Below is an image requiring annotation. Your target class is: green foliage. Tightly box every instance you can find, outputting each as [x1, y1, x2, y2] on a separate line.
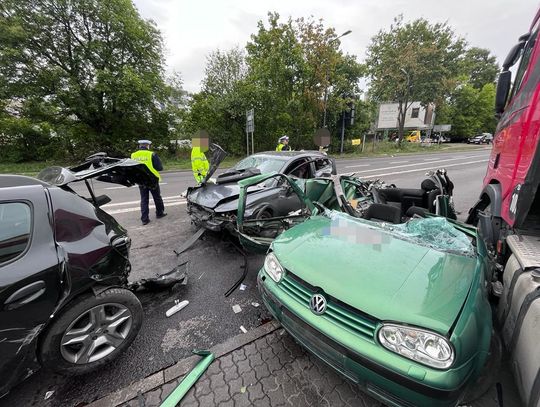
[0, 0, 184, 161]
[365, 15, 465, 142]
[187, 13, 366, 155]
[436, 82, 496, 137]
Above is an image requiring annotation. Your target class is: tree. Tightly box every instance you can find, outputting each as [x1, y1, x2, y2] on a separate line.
[365, 15, 465, 144]
[202, 47, 247, 97]
[0, 0, 180, 159]
[436, 82, 496, 137]
[459, 47, 499, 89]
[186, 13, 362, 155]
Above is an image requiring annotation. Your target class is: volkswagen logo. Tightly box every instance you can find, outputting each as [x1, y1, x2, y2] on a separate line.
[310, 293, 327, 315]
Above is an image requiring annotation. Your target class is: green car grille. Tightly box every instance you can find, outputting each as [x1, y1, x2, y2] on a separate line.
[279, 272, 378, 341]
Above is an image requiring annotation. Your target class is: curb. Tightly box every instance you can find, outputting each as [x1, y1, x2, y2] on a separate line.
[87, 320, 281, 407]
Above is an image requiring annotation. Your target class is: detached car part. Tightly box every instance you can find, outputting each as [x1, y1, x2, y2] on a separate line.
[159, 350, 214, 407]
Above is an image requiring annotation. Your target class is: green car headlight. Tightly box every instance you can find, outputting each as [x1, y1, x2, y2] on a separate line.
[264, 252, 284, 283]
[378, 324, 454, 369]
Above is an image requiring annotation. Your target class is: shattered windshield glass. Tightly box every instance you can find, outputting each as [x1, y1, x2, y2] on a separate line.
[325, 211, 475, 256]
[235, 156, 286, 174]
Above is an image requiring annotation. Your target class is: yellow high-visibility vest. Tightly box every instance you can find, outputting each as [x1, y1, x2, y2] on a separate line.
[191, 147, 209, 183]
[131, 149, 161, 180]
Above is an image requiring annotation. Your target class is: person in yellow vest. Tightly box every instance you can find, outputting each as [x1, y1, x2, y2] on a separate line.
[131, 139, 166, 225]
[276, 135, 291, 151]
[191, 132, 210, 183]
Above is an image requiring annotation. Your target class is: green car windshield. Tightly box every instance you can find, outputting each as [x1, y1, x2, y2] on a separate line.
[324, 210, 475, 257]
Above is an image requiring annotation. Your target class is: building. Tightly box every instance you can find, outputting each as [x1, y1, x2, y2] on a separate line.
[376, 102, 435, 131]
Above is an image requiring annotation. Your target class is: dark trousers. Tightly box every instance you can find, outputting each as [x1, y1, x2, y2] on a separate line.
[139, 185, 165, 222]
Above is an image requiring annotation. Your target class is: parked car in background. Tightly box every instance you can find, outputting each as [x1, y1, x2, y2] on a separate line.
[467, 133, 493, 144]
[186, 148, 334, 232]
[0, 155, 157, 398]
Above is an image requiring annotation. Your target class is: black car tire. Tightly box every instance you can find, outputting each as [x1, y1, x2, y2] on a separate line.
[38, 288, 143, 375]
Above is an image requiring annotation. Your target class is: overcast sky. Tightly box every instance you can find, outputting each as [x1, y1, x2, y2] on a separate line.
[133, 0, 538, 93]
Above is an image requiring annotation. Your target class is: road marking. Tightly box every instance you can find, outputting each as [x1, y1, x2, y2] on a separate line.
[344, 164, 371, 168]
[106, 201, 187, 215]
[346, 154, 487, 173]
[356, 159, 488, 178]
[102, 196, 183, 208]
[390, 161, 408, 164]
[104, 182, 168, 190]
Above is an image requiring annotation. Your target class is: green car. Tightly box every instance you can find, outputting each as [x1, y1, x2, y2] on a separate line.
[257, 210, 493, 406]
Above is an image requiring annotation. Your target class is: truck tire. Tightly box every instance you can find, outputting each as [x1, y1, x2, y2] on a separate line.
[38, 288, 143, 375]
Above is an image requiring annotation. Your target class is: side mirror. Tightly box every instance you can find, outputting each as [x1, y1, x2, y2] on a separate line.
[495, 70, 512, 115]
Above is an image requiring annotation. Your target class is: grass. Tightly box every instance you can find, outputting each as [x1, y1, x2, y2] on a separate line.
[1, 143, 486, 176]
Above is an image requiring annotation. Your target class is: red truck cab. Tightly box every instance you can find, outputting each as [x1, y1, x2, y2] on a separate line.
[467, 10, 540, 407]
[468, 9, 540, 239]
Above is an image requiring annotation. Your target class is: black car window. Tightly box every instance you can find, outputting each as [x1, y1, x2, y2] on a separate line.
[234, 156, 286, 174]
[0, 202, 32, 264]
[286, 159, 311, 179]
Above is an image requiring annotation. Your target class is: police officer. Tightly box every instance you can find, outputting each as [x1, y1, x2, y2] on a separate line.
[276, 135, 291, 151]
[191, 132, 210, 183]
[131, 140, 166, 225]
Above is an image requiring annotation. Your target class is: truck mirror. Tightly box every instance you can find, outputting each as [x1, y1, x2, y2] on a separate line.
[495, 70, 512, 115]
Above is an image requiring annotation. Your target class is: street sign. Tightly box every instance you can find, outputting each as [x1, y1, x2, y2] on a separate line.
[433, 124, 451, 132]
[246, 108, 254, 155]
[351, 139, 361, 146]
[246, 109, 254, 133]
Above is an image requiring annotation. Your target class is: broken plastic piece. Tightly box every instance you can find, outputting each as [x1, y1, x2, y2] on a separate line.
[232, 305, 242, 314]
[240, 326, 247, 333]
[239, 284, 247, 291]
[174, 228, 206, 256]
[240, 386, 247, 393]
[166, 300, 189, 317]
[251, 302, 260, 308]
[44, 391, 54, 400]
[159, 350, 214, 407]
[128, 262, 188, 292]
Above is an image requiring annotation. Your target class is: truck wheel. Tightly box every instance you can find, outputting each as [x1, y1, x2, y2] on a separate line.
[38, 288, 143, 375]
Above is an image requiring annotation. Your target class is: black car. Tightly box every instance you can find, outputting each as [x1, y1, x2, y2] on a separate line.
[0, 155, 157, 397]
[186, 148, 335, 232]
[467, 133, 493, 144]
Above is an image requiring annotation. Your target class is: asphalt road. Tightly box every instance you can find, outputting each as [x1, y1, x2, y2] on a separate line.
[1, 146, 493, 407]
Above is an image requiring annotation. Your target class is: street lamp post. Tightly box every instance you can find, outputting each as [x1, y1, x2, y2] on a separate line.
[322, 30, 352, 128]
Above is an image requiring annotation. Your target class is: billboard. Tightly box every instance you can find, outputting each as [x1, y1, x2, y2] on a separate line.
[376, 102, 435, 130]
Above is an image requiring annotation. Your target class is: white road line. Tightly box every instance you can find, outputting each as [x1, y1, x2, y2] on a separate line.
[102, 196, 184, 208]
[344, 164, 371, 168]
[346, 154, 487, 173]
[390, 161, 408, 164]
[106, 201, 187, 215]
[359, 159, 488, 178]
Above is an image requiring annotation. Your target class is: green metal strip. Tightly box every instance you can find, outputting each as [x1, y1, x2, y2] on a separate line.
[159, 350, 214, 407]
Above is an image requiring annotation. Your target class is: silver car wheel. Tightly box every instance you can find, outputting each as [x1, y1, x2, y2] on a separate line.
[60, 303, 133, 364]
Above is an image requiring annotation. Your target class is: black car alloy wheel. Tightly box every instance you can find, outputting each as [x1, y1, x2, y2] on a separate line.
[60, 302, 133, 364]
[39, 288, 143, 374]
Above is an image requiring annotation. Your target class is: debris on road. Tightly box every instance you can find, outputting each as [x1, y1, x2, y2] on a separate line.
[44, 391, 54, 400]
[166, 300, 189, 317]
[251, 302, 260, 308]
[129, 262, 188, 292]
[159, 350, 214, 407]
[239, 283, 247, 291]
[240, 326, 247, 333]
[232, 304, 242, 314]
